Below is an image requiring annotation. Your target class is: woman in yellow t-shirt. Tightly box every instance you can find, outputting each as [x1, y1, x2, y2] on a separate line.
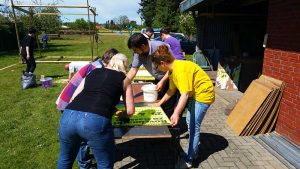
[151, 45, 215, 167]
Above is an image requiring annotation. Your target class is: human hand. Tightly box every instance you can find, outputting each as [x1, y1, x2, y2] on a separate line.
[156, 80, 164, 92]
[170, 113, 180, 127]
[26, 55, 30, 60]
[115, 110, 130, 122]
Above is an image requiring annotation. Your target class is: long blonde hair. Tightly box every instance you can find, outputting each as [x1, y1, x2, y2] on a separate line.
[108, 53, 129, 74]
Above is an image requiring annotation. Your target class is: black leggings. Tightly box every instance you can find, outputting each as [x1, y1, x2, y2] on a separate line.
[22, 55, 36, 73]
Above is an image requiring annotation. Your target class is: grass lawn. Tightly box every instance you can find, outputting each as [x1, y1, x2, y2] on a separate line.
[36, 34, 135, 63]
[0, 34, 192, 168]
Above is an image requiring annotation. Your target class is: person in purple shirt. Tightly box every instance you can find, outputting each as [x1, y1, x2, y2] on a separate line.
[160, 28, 186, 60]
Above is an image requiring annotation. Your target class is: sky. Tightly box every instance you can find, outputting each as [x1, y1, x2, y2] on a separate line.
[2, 0, 141, 24]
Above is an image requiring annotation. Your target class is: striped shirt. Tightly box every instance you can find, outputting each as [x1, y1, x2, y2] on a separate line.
[56, 60, 103, 111]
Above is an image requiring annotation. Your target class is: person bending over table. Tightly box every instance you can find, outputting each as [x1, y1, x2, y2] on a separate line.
[57, 53, 134, 169]
[65, 61, 90, 81]
[150, 45, 215, 168]
[57, 48, 119, 111]
[126, 33, 178, 117]
[56, 49, 119, 169]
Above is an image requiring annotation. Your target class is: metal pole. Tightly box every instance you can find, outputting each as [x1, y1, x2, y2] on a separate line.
[10, 0, 22, 63]
[86, 0, 93, 61]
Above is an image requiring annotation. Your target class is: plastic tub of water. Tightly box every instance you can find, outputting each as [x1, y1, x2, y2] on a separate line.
[141, 84, 158, 102]
[40, 77, 53, 88]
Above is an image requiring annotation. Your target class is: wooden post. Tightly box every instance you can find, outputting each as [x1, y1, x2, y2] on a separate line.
[13, 5, 90, 8]
[93, 11, 98, 57]
[86, 0, 93, 61]
[10, 0, 22, 63]
[11, 2, 99, 62]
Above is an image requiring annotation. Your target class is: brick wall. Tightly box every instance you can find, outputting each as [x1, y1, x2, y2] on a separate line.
[263, 0, 300, 146]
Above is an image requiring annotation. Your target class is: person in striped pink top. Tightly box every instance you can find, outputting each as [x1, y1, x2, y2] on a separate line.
[56, 48, 119, 111]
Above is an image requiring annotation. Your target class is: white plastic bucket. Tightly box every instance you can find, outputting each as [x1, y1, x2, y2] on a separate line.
[141, 84, 158, 102]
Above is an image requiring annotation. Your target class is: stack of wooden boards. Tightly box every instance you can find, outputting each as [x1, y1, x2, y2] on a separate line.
[226, 75, 284, 136]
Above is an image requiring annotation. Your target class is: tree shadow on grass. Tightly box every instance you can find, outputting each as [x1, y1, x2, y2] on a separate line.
[47, 74, 65, 78]
[37, 44, 73, 54]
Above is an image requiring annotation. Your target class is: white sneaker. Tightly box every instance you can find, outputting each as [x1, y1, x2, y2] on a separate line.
[186, 161, 192, 168]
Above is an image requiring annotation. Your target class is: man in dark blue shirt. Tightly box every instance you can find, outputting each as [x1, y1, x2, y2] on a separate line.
[20, 27, 37, 73]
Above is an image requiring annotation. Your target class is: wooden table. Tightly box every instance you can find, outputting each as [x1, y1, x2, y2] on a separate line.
[133, 69, 155, 82]
[205, 70, 217, 84]
[113, 83, 172, 139]
[114, 126, 172, 139]
[114, 83, 180, 168]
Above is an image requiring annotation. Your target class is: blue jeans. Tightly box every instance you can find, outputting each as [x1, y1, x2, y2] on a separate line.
[77, 142, 93, 169]
[185, 98, 209, 163]
[42, 40, 47, 49]
[57, 109, 115, 169]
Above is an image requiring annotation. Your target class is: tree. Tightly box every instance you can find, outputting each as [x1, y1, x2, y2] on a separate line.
[109, 20, 116, 30]
[117, 15, 130, 29]
[19, 7, 62, 33]
[105, 20, 109, 28]
[13, 0, 63, 33]
[153, 0, 182, 31]
[69, 18, 89, 31]
[0, 0, 62, 50]
[138, 0, 183, 31]
[179, 13, 196, 39]
[138, 0, 157, 27]
[38, 7, 62, 33]
[0, 14, 18, 51]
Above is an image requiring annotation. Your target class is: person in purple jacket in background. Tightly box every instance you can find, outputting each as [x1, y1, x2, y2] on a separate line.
[160, 27, 186, 60]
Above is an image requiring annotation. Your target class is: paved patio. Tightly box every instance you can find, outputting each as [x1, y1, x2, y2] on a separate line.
[113, 89, 294, 169]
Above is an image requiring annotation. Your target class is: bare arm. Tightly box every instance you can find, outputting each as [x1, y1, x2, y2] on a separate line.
[126, 67, 139, 82]
[170, 92, 189, 126]
[153, 88, 177, 106]
[26, 46, 30, 59]
[118, 77, 135, 117]
[68, 72, 73, 81]
[70, 78, 85, 102]
[156, 71, 169, 92]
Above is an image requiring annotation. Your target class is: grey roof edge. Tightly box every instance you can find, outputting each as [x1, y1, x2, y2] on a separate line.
[180, 0, 205, 12]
